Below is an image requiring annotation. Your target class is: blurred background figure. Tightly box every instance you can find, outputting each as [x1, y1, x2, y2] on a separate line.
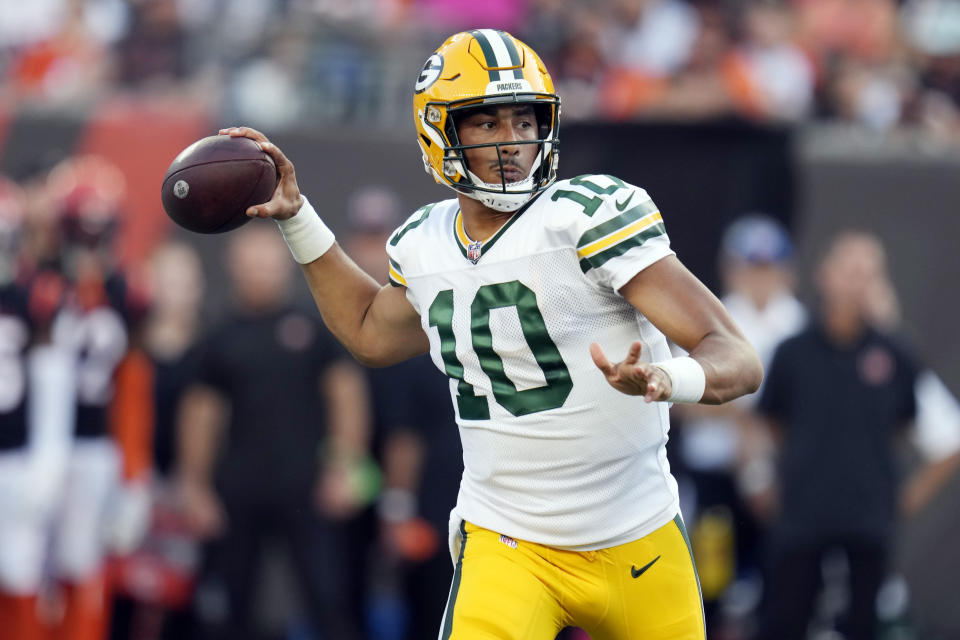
[673, 214, 805, 638]
[734, 0, 815, 122]
[0, 173, 75, 640]
[176, 223, 370, 640]
[43, 155, 154, 640]
[341, 186, 464, 640]
[109, 240, 207, 640]
[757, 232, 959, 640]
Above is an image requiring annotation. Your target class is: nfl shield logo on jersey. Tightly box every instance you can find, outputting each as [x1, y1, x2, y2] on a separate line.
[467, 240, 482, 263]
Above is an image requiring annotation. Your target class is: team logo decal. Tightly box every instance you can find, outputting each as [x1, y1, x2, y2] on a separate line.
[173, 180, 189, 199]
[415, 54, 444, 93]
[859, 345, 894, 386]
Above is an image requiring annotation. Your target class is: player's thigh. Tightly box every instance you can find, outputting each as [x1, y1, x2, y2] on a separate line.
[441, 523, 564, 640]
[0, 517, 47, 594]
[589, 515, 705, 640]
[51, 439, 120, 580]
[0, 455, 48, 594]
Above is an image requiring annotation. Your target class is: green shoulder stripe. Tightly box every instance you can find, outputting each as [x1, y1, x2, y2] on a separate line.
[577, 199, 660, 248]
[389, 203, 437, 246]
[579, 223, 666, 273]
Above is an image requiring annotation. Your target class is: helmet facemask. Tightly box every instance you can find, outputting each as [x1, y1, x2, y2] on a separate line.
[413, 31, 561, 211]
[439, 97, 559, 212]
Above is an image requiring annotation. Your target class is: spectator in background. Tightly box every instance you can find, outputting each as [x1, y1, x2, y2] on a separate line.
[177, 224, 369, 640]
[109, 240, 207, 640]
[143, 241, 205, 482]
[674, 215, 806, 637]
[599, 0, 700, 119]
[341, 186, 463, 640]
[546, 12, 609, 121]
[735, 0, 815, 122]
[227, 25, 309, 130]
[859, 247, 960, 520]
[6, 0, 113, 103]
[0, 174, 75, 640]
[46, 155, 154, 640]
[756, 232, 957, 640]
[115, 0, 188, 92]
[792, 0, 908, 129]
[603, 0, 775, 121]
[901, 0, 960, 136]
[612, 0, 700, 80]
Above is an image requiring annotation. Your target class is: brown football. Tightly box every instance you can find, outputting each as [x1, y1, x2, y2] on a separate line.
[161, 135, 278, 234]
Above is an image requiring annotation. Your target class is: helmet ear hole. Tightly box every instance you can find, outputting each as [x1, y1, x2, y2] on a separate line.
[533, 104, 552, 139]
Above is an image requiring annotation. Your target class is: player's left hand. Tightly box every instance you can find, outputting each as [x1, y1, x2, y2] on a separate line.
[590, 341, 673, 402]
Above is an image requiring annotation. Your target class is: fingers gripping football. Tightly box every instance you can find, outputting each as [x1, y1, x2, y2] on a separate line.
[590, 341, 673, 402]
[219, 126, 303, 220]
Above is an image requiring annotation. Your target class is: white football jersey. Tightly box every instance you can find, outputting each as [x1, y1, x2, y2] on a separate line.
[386, 174, 679, 550]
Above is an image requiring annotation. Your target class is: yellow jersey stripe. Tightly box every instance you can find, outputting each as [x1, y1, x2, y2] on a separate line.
[388, 264, 407, 286]
[577, 212, 662, 259]
[455, 212, 471, 248]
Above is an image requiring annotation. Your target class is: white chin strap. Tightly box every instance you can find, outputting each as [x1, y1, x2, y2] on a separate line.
[462, 152, 544, 212]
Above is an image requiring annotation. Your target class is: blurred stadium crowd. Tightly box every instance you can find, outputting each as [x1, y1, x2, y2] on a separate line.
[3, 0, 960, 133]
[3, 2, 960, 640]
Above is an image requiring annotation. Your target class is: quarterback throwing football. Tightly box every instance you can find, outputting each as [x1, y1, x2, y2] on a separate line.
[223, 29, 762, 640]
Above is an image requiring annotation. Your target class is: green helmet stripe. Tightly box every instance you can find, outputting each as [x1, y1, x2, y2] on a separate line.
[497, 31, 525, 80]
[470, 30, 501, 82]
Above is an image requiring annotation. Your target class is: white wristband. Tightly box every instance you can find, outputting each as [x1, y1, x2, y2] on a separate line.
[653, 356, 706, 403]
[276, 195, 335, 264]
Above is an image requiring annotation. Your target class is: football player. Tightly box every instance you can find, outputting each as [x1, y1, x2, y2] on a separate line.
[224, 29, 763, 640]
[45, 157, 153, 640]
[0, 175, 75, 640]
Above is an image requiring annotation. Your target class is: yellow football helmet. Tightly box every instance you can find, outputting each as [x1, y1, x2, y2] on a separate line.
[413, 30, 560, 212]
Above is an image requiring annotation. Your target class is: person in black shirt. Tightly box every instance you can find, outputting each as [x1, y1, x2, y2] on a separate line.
[757, 232, 919, 640]
[340, 187, 464, 640]
[177, 225, 370, 640]
[109, 240, 207, 640]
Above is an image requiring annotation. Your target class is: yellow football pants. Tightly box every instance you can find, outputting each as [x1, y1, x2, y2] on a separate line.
[439, 515, 704, 640]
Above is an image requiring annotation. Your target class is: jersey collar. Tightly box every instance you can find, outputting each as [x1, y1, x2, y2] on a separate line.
[452, 192, 543, 264]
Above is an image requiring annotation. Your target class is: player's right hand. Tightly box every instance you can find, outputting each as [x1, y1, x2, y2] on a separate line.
[219, 126, 303, 221]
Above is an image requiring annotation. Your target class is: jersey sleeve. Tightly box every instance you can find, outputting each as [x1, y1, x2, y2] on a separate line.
[385, 203, 439, 314]
[561, 175, 675, 292]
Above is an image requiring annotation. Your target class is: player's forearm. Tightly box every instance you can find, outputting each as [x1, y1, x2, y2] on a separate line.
[690, 332, 763, 405]
[301, 245, 428, 366]
[300, 244, 382, 354]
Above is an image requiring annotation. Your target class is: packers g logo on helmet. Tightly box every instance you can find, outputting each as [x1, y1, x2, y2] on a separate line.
[412, 30, 561, 212]
[415, 54, 444, 94]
